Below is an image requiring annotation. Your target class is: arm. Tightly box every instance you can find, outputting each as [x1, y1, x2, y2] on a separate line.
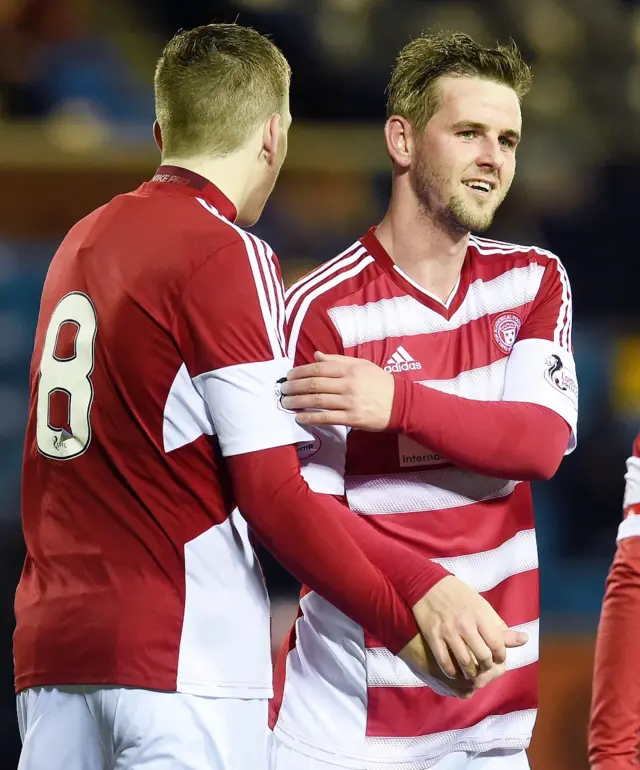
[389, 384, 570, 481]
[227, 447, 419, 653]
[174, 236, 418, 653]
[589, 436, 640, 770]
[286, 255, 577, 482]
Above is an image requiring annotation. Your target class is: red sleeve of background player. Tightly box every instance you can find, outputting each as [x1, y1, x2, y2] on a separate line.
[389, 254, 575, 481]
[589, 434, 640, 770]
[286, 295, 448, 606]
[173, 233, 418, 652]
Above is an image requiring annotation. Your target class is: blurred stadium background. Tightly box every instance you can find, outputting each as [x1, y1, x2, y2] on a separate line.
[0, 0, 638, 767]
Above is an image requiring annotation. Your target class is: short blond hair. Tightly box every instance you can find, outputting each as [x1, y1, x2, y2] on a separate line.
[387, 32, 532, 132]
[155, 23, 291, 158]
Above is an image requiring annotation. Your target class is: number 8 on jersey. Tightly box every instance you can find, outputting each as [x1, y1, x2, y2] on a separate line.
[36, 291, 97, 460]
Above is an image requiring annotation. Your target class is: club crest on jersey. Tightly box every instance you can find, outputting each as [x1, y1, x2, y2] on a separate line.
[544, 354, 578, 404]
[492, 312, 522, 354]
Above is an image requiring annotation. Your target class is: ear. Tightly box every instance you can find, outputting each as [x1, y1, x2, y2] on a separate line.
[153, 120, 163, 153]
[384, 115, 414, 169]
[261, 113, 281, 164]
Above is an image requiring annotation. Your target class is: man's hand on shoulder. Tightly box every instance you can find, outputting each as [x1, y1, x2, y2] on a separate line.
[281, 352, 394, 430]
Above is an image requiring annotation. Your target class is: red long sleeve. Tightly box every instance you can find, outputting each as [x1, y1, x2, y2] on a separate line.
[589, 536, 640, 769]
[389, 379, 570, 481]
[227, 444, 426, 653]
[329, 495, 450, 607]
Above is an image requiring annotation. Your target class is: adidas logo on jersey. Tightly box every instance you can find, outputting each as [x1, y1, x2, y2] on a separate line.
[383, 346, 422, 373]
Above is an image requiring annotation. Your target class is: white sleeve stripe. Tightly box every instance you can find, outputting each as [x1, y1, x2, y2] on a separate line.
[249, 233, 285, 356]
[286, 255, 375, 359]
[284, 241, 363, 303]
[551, 257, 571, 351]
[264, 242, 286, 355]
[238, 232, 283, 358]
[539, 254, 571, 352]
[195, 197, 283, 359]
[285, 246, 368, 325]
[249, 235, 274, 329]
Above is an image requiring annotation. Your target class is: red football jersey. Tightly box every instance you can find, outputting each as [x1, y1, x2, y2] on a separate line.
[271, 229, 577, 767]
[15, 166, 305, 698]
[589, 433, 640, 770]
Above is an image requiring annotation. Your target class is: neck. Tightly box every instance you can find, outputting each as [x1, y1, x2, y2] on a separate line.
[375, 180, 469, 304]
[161, 150, 253, 218]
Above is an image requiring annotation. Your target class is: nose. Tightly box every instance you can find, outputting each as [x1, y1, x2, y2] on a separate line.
[476, 136, 504, 172]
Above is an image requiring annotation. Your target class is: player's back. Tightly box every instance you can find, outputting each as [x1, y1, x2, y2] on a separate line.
[15, 170, 274, 698]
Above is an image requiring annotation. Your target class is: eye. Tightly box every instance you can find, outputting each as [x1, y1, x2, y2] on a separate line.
[458, 130, 478, 139]
[499, 136, 517, 149]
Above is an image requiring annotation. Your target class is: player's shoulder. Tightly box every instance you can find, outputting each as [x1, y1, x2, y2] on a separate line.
[285, 238, 377, 325]
[186, 196, 275, 259]
[130, 189, 277, 278]
[469, 234, 567, 273]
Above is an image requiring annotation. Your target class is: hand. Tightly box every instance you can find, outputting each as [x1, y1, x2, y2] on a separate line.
[281, 352, 395, 430]
[399, 634, 475, 699]
[413, 575, 529, 680]
[399, 634, 509, 699]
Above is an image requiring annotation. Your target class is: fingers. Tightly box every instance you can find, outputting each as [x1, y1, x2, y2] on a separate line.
[283, 393, 346, 411]
[445, 635, 479, 679]
[288, 352, 368, 381]
[504, 629, 529, 647]
[423, 628, 457, 679]
[456, 629, 494, 674]
[477, 617, 507, 666]
[287, 360, 345, 381]
[281, 377, 344, 397]
[295, 410, 349, 426]
[472, 661, 507, 691]
[314, 352, 357, 364]
[399, 635, 475, 699]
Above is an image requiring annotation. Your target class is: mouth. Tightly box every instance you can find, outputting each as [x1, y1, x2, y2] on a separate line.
[462, 180, 495, 196]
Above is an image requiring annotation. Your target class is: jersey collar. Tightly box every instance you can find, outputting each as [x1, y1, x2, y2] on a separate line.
[149, 165, 238, 222]
[360, 227, 471, 321]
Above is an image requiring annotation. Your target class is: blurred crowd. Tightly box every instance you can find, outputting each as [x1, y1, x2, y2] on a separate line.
[0, 0, 152, 128]
[0, 1, 638, 764]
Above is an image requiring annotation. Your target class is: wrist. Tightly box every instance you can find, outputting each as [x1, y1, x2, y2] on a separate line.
[401, 563, 450, 608]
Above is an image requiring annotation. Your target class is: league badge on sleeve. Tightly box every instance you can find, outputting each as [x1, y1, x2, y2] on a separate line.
[492, 312, 522, 354]
[275, 376, 295, 414]
[544, 354, 579, 405]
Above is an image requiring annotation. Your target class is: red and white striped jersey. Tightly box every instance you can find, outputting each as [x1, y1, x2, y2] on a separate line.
[15, 166, 306, 699]
[271, 228, 578, 768]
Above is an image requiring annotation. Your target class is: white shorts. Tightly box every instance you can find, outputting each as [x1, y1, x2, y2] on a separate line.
[17, 685, 268, 770]
[268, 733, 530, 770]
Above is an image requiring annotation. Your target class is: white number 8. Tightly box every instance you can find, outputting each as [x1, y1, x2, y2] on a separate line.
[36, 292, 97, 460]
